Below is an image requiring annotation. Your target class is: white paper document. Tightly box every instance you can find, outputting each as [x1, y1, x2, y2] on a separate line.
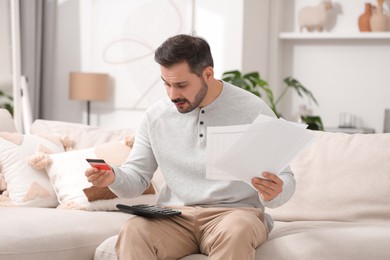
[206, 114, 314, 185]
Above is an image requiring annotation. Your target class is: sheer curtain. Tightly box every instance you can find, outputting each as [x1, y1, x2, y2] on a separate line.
[19, 0, 56, 120]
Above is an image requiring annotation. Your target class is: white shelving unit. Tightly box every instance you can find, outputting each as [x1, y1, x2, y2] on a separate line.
[268, 0, 390, 133]
[279, 32, 390, 40]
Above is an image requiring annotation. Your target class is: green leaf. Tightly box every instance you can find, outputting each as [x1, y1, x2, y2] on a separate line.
[284, 77, 318, 105]
[222, 70, 320, 122]
[301, 115, 324, 131]
[222, 70, 241, 82]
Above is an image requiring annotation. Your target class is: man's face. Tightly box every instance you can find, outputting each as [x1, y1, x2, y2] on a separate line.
[161, 61, 208, 113]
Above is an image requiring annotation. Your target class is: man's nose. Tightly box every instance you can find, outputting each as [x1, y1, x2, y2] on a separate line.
[168, 87, 181, 100]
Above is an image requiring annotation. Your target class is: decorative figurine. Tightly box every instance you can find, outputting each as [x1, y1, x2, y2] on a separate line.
[370, 0, 389, 32]
[298, 0, 334, 32]
[358, 3, 372, 32]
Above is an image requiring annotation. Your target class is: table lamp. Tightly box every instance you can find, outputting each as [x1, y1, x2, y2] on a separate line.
[69, 72, 109, 125]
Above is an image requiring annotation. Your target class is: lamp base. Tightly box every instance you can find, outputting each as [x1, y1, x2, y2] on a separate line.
[87, 100, 91, 125]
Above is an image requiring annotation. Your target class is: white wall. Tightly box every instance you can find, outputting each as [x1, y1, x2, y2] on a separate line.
[289, 42, 390, 132]
[195, 0, 244, 78]
[44, 0, 389, 133]
[45, 0, 250, 129]
[80, 0, 194, 128]
[242, 0, 270, 75]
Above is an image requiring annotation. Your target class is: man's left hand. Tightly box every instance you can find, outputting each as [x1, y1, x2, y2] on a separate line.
[251, 172, 283, 201]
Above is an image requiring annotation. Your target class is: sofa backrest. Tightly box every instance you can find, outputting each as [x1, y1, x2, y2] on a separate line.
[266, 131, 390, 222]
[30, 119, 134, 150]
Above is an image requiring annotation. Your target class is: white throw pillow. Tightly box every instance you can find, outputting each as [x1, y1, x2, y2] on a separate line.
[0, 133, 64, 207]
[45, 141, 156, 211]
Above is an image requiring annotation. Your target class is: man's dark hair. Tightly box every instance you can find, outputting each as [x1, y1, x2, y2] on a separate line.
[154, 34, 214, 76]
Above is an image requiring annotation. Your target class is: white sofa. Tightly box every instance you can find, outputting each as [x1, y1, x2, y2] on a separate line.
[1, 109, 390, 260]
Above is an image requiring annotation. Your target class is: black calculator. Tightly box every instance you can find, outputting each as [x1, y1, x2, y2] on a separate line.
[116, 204, 182, 218]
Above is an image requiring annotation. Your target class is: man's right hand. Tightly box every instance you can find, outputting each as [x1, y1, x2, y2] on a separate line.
[85, 167, 115, 188]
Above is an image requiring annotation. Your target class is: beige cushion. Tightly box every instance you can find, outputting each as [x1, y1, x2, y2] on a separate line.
[0, 108, 17, 133]
[0, 133, 64, 207]
[42, 141, 157, 210]
[266, 131, 390, 222]
[30, 119, 134, 150]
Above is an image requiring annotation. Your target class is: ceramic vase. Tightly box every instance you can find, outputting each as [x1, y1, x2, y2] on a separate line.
[370, 0, 389, 31]
[358, 3, 372, 32]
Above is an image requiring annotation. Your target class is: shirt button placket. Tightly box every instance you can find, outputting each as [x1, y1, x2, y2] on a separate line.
[199, 110, 205, 139]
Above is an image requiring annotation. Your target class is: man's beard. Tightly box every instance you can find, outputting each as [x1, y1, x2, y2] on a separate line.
[172, 78, 208, 114]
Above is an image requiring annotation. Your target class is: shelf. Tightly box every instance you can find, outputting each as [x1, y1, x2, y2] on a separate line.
[279, 32, 390, 40]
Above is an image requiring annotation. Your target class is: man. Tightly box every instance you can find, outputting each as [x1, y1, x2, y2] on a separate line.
[86, 34, 295, 260]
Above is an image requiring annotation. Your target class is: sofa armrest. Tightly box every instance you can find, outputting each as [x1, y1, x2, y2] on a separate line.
[0, 108, 17, 132]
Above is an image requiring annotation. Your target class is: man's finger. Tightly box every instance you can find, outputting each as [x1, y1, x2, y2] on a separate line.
[261, 172, 282, 184]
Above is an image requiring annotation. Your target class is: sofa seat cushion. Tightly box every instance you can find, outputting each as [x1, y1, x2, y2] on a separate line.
[256, 220, 390, 260]
[95, 235, 208, 260]
[95, 220, 390, 260]
[0, 207, 133, 260]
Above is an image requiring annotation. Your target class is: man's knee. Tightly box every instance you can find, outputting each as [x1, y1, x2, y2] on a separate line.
[205, 209, 267, 245]
[119, 217, 151, 241]
[218, 209, 267, 244]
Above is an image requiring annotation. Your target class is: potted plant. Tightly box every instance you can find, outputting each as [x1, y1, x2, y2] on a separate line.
[0, 89, 14, 116]
[222, 70, 323, 130]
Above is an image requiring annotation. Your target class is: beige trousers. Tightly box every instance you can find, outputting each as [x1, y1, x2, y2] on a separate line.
[115, 206, 268, 260]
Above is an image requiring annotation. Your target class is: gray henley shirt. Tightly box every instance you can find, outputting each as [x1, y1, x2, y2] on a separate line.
[110, 81, 296, 230]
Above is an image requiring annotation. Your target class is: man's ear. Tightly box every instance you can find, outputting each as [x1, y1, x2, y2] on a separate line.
[203, 66, 214, 80]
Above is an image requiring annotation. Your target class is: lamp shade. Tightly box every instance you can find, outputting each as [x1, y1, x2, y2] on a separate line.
[69, 72, 109, 101]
